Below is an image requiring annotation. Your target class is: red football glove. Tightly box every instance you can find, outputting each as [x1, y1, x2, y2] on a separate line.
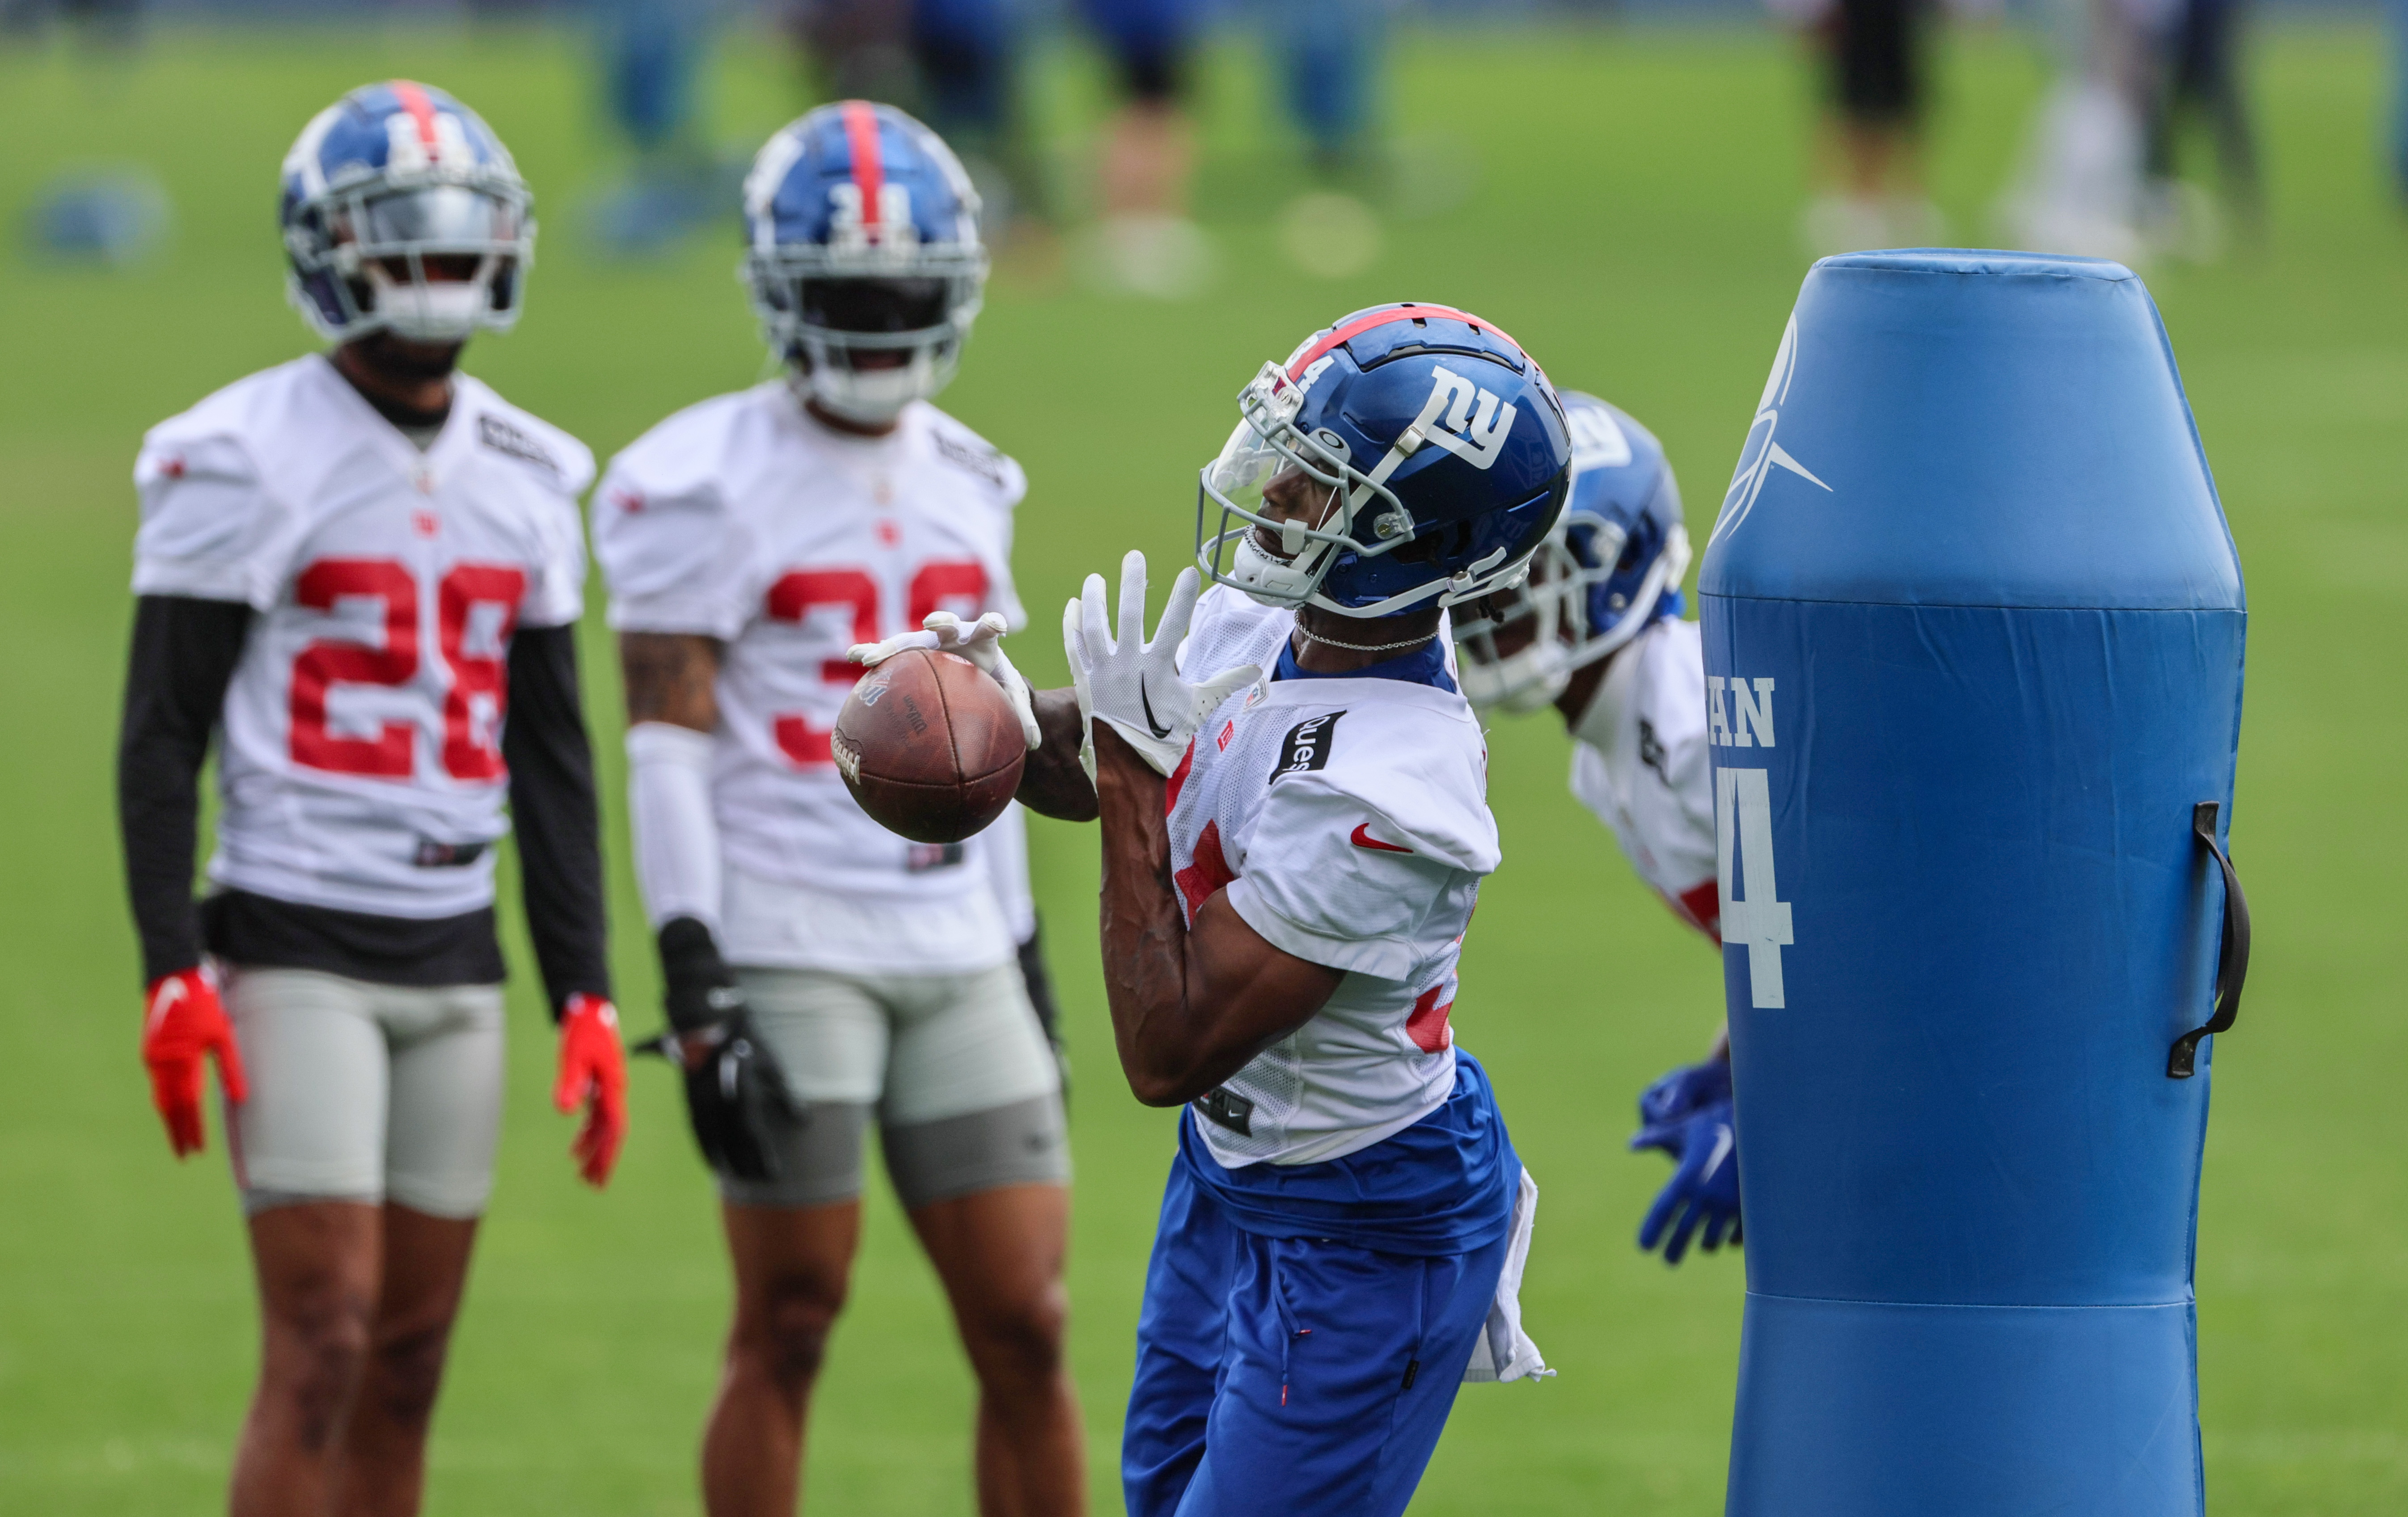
[141, 967, 248, 1158]
[554, 994, 628, 1188]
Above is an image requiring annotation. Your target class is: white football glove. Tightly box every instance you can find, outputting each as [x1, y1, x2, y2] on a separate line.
[848, 611, 1042, 750]
[1066, 550, 1260, 778]
[1062, 597, 1099, 786]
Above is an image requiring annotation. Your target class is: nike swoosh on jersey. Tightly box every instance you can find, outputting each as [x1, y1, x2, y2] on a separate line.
[1349, 824, 1414, 854]
[1139, 678, 1173, 739]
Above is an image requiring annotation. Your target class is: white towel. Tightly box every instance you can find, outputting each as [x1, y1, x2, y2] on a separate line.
[1462, 1165, 1553, 1384]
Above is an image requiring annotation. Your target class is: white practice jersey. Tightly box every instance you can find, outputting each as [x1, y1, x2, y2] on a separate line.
[1169, 588, 1502, 1169]
[1568, 617, 1719, 943]
[132, 355, 593, 919]
[594, 385, 1029, 971]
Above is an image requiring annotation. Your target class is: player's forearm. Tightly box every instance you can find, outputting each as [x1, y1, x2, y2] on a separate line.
[618, 631, 729, 934]
[1093, 726, 1212, 1104]
[1016, 687, 1099, 822]
[117, 596, 250, 985]
[1092, 728, 1333, 1104]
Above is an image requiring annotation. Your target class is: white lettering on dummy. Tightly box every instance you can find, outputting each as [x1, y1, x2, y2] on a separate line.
[1716, 766, 1793, 1008]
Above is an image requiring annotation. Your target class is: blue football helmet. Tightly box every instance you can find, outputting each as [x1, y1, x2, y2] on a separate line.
[280, 81, 534, 345]
[1196, 303, 1574, 618]
[742, 101, 988, 424]
[1453, 391, 1691, 712]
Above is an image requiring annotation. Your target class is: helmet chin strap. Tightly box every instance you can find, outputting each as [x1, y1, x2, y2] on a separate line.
[792, 338, 950, 425]
[1462, 641, 1568, 713]
[365, 267, 487, 345]
[1570, 645, 1631, 751]
[794, 359, 918, 424]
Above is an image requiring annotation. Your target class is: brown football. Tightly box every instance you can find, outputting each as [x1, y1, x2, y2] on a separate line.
[832, 649, 1026, 845]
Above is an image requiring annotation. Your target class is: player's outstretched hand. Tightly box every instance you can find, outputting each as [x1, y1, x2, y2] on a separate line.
[849, 610, 1042, 750]
[1636, 1057, 1730, 1134]
[1067, 550, 1260, 777]
[553, 994, 628, 1188]
[141, 967, 248, 1159]
[1631, 1059, 1740, 1264]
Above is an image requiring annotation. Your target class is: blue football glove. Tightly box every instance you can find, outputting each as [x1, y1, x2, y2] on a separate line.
[1631, 1061, 1741, 1265]
[1635, 1057, 1731, 1132]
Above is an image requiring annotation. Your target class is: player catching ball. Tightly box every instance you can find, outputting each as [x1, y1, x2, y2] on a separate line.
[891, 304, 1570, 1514]
[114, 83, 623, 1516]
[1449, 391, 1740, 1265]
[592, 104, 1079, 1517]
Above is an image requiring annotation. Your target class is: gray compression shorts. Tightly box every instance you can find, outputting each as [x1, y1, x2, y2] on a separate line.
[720, 961, 1069, 1211]
[220, 967, 506, 1219]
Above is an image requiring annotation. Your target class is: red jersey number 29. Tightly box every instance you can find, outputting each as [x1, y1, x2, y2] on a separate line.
[288, 557, 527, 781]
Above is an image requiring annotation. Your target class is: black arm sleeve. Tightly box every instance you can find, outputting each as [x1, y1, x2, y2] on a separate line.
[503, 623, 612, 1019]
[117, 596, 253, 986]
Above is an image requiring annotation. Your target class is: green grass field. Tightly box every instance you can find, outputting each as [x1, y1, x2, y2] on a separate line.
[0, 17, 2402, 1514]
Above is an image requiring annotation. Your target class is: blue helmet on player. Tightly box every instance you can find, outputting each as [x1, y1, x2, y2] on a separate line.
[280, 81, 534, 345]
[742, 101, 988, 425]
[1197, 303, 1574, 617]
[1453, 392, 1691, 712]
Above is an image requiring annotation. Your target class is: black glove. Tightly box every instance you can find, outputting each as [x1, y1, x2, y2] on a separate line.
[1017, 918, 1070, 1103]
[658, 915, 745, 1033]
[638, 918, 794, 1182]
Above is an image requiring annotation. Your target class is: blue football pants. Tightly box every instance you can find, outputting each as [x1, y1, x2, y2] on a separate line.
[1123, 1156, 1509, 1517]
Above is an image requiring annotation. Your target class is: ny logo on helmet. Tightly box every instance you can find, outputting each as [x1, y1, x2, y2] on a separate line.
[1410, 365, 1517, 471]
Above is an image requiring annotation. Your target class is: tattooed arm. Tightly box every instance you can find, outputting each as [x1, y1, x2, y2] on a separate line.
[1092, 724, 1340, 1107]
[620, 631, 722, 733]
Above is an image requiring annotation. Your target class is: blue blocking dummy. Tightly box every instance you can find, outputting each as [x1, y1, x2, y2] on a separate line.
[1698, 251, 2247, 1517]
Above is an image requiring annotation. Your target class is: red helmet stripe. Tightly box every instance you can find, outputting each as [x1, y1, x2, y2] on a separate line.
[391, 80, 442, 155]
[1285, 303, 1528, 381]
[841, 101, 884, 229]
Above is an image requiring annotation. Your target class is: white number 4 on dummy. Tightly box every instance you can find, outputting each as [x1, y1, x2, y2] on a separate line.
[1716, 767, 1794, 1008]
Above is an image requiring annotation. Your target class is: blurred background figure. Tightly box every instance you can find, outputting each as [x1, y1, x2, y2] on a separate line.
[2387, 0, 2408, 203]
[2141, 0, 2260, 253]
[777, 0, 1056, 263]
[1774, 0, 1968, 257]
[1075, 0, 1215, 296]
[1279, 0, 1385, 173]
[589, 0, 731, 254]
[782, 0, 919, 107]
[10, 0, 173, 268]
[910, 0, 1057, 259]
[1995, 0, 2180, 263]
[1266, 0, 1392, 279]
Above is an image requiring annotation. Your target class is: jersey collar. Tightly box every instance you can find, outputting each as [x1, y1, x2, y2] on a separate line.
[312, 352, 479, 493]
[1272, 634, 1458, 694]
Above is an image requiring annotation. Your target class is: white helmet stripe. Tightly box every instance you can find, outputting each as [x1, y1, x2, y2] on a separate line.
[744, 126, 810, 250]
[282, 100, 345, 200]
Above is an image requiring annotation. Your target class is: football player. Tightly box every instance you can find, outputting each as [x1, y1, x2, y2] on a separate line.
[1449, 390, 1739, 1266]
[114, 83, 624, 1516]
[878, 304, 1571, 1516]
[591, 104, 1079, 1517]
